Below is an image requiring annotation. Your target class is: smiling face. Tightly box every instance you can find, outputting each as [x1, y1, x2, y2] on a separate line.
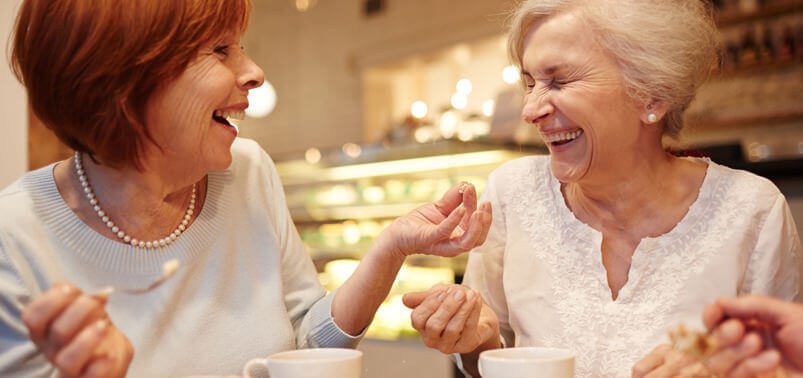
[520, 11, 646, 184]
[143, 33, 264, 175]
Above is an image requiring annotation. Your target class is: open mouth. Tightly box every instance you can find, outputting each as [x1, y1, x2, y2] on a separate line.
[543, 129, 584, 147]
[212, 109, 244, 134]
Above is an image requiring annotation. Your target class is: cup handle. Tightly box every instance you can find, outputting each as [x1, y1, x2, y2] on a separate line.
[243, 358, 270, 378]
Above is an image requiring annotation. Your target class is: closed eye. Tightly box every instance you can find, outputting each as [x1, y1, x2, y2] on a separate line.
[213, 45, 231, 57]
[549, 78, 570, 88]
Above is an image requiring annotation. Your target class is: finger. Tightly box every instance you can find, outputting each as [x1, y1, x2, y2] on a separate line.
[451, 209, 485, 249]
[410, 289, 451, 332]
[433, 182, 475, 217]
[677, 362, 711, 377]
[632, 344, 671, 378]
[472, 202, 492, 247]
[452, 294, 483, 353]
[439, 207, 467, 239]
[645, 348, 693, 378]
[426, 285, 466, 339]
[705, 332, 763, 374]
[716, 296, 793, 325]
[703, 302, 725, 330]
[403, 285, 447, 309]
[730, 350, 781, 378]
[22, 284, 81, 343]
[403, 291, 429, 309]
[422, 288, 468, 346]
[430, 209, 488, 257]
[455, 204, 493, 250]
[91, 329, 134, 378]
[711, 318, 746, 348]
[53, 319, 109, 377]
[48, 295, 107, 354]
[83, 356, 115, 378]
[439, 290, 477, 353]
[423, 207, 465, 247]
[458, 183, 477, 231]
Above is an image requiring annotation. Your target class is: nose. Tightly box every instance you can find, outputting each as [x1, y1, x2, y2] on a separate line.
[521, 92, 554, 127]
[237, 53, 265, 91]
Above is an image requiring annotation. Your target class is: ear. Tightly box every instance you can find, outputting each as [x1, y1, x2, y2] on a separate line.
[640, 101, 670, 125]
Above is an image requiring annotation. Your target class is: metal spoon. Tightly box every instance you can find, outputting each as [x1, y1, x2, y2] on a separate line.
[95, 259, 181, 296]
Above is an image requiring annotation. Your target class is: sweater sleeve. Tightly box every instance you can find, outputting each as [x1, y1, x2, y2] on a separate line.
[740, 194, 802, 301]
[258, 148, 362, 349]
[0, 230, 54, 377]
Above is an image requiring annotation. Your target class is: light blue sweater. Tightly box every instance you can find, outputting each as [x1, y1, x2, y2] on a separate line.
[0, 138, 360, 377]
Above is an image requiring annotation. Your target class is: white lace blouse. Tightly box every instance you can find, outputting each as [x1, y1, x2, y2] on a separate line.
[462, 156, 801, 378]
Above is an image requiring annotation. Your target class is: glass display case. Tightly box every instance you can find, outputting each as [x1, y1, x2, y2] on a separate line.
[275, 140, 542, 339]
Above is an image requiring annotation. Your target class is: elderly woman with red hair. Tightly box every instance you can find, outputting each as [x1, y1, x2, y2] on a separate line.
[0, 1, 491, 377]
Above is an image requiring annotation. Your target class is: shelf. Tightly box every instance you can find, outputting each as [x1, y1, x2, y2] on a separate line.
[715, 59, 802, 79]
[290, 202, 421, 222]
[715, 0, 803, 27]
[276, 140, 541, 186]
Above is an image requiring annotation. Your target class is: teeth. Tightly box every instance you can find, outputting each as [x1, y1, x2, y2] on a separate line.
[543, 130, 583, 143]
[213, 109, 243, 134]
[214, 109, 245, 124]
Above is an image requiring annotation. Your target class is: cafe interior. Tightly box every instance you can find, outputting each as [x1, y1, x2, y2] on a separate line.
[2, 0, 802, 377]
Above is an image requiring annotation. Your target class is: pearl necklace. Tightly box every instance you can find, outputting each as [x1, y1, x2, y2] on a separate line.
[74, 151, 196, 249]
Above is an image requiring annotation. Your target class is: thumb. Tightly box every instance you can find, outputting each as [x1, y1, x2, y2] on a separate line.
[717, 296, 793, 326]
[402, 291, 430, 309]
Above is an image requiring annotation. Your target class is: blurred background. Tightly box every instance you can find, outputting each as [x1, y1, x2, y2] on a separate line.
[1, 0, 802, 377]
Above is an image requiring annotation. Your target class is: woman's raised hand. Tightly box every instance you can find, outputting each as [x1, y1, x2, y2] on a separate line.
[403, 284, 500, 354]
[380, 182, 492, 258]
[21, 283, 133, 378]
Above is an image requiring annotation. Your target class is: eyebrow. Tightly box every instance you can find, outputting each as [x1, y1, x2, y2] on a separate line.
[524, 60, 572, 75]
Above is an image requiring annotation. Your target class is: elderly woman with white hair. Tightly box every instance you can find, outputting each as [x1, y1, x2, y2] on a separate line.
[401, 0, 802, 377]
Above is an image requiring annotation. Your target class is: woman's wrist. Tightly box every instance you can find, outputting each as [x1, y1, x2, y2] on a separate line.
[372, 228, 409, 263]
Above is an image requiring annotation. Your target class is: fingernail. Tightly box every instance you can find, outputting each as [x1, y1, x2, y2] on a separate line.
[740, 334, 760, 351]
[756, 350, 780, 365]
[437, 291, 447, 301]
[95, 286, 114, 300]
[61, 285, 74, 295]
[453, 290, 464, 301]
[458, 182, 468, 194]
[466, 291, 475, 301]
[95, 319, 109, 331]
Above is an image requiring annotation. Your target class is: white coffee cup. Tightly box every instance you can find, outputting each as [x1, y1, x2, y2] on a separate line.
[243, 348, 362, 378]
[479, 347, 575, 378]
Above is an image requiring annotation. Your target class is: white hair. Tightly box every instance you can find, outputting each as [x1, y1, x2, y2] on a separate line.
[507, 0, 720, 137]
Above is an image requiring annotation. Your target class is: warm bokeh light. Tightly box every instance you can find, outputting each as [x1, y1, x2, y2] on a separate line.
[450, 93, 468, 110]
[246, 82, 277, 118]
[295, 0, 317, 12]
[439, 111, 460, 138]
[305, 147, 321, 164]
[362, 186, 386, 204]
[414, 127, 434, 143]
[342, 143, 362, 158]
[456, 78, 473, 95]
[502, 65, 520, 84]
[342, 221, 361, 245]
[410, 101, 428, 119]
[482, 99, 495, 117]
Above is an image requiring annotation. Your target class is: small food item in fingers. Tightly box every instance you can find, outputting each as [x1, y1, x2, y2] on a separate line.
[669, 324, 718, 358]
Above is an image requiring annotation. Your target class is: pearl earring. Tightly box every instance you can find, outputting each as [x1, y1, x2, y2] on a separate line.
[647, 113, 658, 123]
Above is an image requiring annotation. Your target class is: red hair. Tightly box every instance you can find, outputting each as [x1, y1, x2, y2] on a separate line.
[11, 0, 251, 169]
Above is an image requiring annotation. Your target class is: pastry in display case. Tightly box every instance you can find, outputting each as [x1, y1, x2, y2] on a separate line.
[275, 140, 541, 339]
